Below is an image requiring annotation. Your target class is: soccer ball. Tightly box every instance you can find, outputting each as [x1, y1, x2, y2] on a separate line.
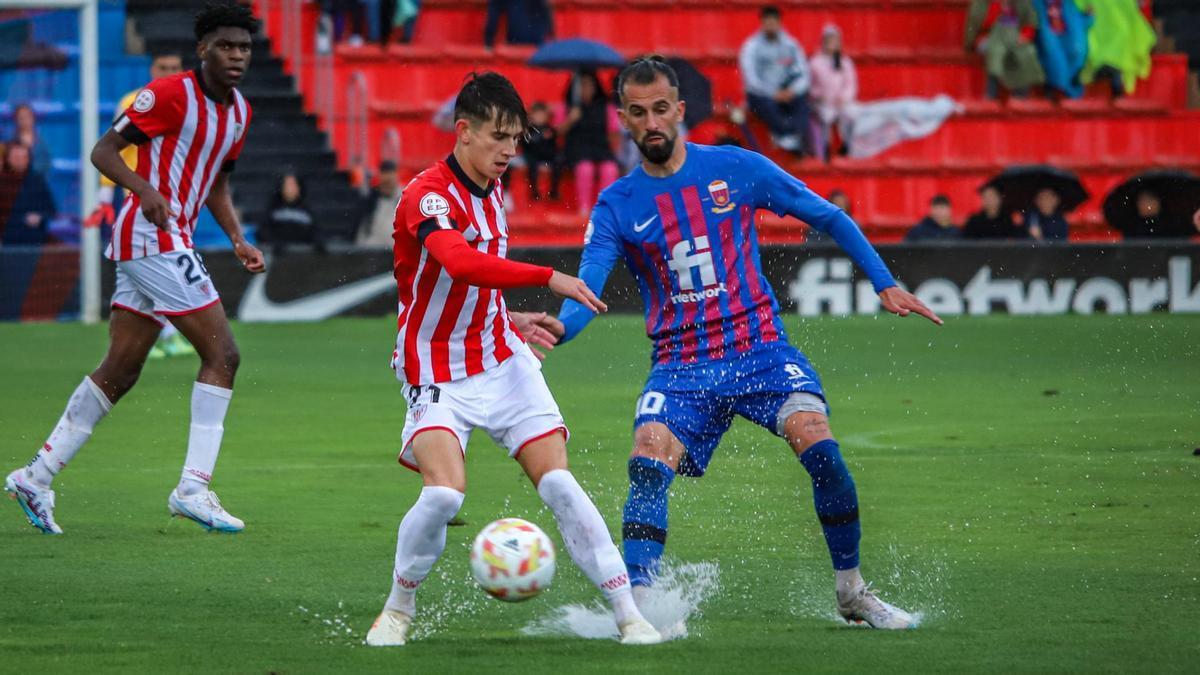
[469, 518, 556, 602]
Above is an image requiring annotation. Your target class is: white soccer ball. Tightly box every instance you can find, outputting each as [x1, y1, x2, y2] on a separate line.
[470, 518, 556, 602]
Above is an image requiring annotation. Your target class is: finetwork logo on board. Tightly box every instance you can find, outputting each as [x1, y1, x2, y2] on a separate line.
[788, 257, 1200, 316]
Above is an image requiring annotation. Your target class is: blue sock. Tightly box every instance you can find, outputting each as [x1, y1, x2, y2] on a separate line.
[798, 439, 861, 570]
[622, 456, 675, 586]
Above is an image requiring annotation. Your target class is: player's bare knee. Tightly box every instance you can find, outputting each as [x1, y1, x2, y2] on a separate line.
[783, 412, 834, 455]
[631, 423, 682, 468]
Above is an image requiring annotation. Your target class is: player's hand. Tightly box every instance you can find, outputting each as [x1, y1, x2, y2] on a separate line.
[879, 286, 943, 325]
[234, 239, 266, 274]
[510, 311, 563, 360]
[549, 271, 607, 314]
[137, 189, 178, 230]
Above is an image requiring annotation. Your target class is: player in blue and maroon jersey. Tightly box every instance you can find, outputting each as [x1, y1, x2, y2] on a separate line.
[558, 57, 942, 631]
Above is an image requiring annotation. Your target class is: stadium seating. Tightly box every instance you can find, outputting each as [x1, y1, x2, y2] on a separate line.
[254, 0, 1198, 243]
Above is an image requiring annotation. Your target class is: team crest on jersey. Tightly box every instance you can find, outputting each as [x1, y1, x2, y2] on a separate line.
[132, 89, 155, 113]
[708, 180, 735, 213]
[419, 192, 451, 217]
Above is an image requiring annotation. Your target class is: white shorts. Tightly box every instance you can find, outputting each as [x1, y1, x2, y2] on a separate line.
[398, 347, 569, 472]
[110, 250, 220, 326]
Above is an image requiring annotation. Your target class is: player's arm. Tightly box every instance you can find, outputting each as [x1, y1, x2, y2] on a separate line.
[206, 171, 264, 274]
[557, 203, 622, 343]
[749, 150, 943, 324]
[90, 130, 174, 229]
[422, 229, 603, 312]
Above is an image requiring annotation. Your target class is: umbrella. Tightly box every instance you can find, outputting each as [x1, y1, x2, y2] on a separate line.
[664, 57, 713, 128]
[528, 38, 625, 70]
[983, 165, 1089, 213]
[1103, 169, 1200, 237]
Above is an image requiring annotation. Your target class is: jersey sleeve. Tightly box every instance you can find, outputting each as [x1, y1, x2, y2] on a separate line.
[113, 77, 185, 145]
[558, 199, 623, 343]
[398, 184, 460, 242]
[740, 147, 897, 292]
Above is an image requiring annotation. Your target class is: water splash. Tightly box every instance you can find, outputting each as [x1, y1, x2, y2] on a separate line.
[297, 601, 358, 645]
[521, 561, 721, 640]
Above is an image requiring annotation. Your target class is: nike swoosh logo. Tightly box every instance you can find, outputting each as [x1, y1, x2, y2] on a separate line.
[238, 262, 396, 322]
[633, 215, 658, 232]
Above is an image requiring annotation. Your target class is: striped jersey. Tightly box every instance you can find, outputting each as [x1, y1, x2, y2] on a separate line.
[106, 69, 251, 261]
[580, 143, 893, 367]
[391, 155, 524, 385]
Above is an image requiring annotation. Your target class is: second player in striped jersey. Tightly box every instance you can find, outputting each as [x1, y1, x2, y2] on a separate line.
[367, 72, 662, 647]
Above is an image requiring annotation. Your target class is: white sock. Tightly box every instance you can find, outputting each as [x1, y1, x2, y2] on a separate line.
[836, 567, 865, 597]
[26, 377, 113, 486]
[536, 469, 643, 626]
[385, 486, 465, 617]
[178, 382, 232, 496]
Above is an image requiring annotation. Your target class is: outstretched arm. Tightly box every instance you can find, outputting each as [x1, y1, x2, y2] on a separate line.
[557, 205, 623, 343]
[423, 229, 606, 313]
[748, 149, 942, 324]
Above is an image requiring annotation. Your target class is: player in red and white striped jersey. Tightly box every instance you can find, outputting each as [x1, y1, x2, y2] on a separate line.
[5, 2, 265, 535]
[366, 73, 662, 647]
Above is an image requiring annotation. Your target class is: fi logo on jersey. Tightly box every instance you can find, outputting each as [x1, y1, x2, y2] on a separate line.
[708, 180, 736, 213]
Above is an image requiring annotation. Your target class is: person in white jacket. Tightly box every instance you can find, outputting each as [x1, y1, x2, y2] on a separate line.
[738, 5, 813, 155]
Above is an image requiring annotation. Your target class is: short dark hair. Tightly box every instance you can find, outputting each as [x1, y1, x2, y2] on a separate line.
[931, 194, 951, 207]
[454, 72, 527, 130]
[150, 49, 183, 62]
[379, 159, 397, 173]
[761, 5, 781, 20]
[530, 101, 548, 113]
[194, 1, 260, 42]
[616, 55, 679, 103]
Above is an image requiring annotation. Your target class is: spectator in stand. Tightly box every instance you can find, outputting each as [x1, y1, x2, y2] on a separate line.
[380, 0, 420, 45]
[906, 195, 962, 242]
[965, 0, 1045, 99]
[484, 0, 554, 49]
[1117, 190, 1191, 239]
[964, 184, 1027, 239]
[1075, 0, 1157, 97]
[809, 24, 857, 159]
[320, 0, 368, 45]
[739, 5, 813, 156]
[1, 143, 56, 247]
[9, 104, 52, 177]
[259, 172, 320, 253]
[1024, 187, 1069, 241]
[829, 188, 852, 217]
[522, 101, 560, 201]
[357, 160, 404, 248]
[557, 71, 619, 215]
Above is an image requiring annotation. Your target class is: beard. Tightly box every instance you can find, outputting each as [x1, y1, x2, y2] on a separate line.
[636, 131, 677, 164]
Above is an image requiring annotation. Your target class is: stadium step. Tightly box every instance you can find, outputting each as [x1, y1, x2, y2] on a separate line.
[125, 0, 358, 242]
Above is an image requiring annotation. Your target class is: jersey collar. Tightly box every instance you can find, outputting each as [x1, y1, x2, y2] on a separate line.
[192, 69, 232, 105]
[445, 153, 494, 199]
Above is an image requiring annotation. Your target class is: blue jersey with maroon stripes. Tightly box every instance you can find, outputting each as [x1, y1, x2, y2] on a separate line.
[561, 143, 896, 366]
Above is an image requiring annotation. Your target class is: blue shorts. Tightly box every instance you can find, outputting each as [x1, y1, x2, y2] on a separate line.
[634, 342, 828, 477]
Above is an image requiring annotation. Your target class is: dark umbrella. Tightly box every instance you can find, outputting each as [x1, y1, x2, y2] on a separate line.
[664, 57, 713, 128]
[983, 165, 1089, 213]
[1103, 169, 1200, 237]
[528, 38, 625, 70]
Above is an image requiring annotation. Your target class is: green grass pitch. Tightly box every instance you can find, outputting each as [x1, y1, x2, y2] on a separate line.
[1, 314, 1197, 673]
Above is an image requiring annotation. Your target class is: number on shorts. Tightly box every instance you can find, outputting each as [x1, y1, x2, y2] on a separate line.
[176, 252, 208, 285]
[407, 384, 441, 406]
[637, 391, 666, 416]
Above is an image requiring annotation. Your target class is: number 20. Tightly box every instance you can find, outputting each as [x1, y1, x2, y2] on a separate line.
[637, 392, 666, 416]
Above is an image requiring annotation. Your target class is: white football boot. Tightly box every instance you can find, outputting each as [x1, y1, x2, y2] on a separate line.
[618, 617, 664, 645]
[365, 610, 412, 647]
[168, 488, 245, 533]
[5, 468, 63, 534]
[837, 583, 916, 630]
